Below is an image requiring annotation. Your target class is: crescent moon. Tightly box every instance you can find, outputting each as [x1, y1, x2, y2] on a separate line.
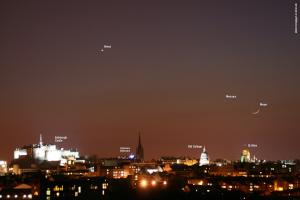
[252, 108, 260, 115]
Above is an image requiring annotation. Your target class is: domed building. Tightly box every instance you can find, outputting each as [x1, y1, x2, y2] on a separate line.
[241, 149, 250, 163]
[199, 146, 210, 166]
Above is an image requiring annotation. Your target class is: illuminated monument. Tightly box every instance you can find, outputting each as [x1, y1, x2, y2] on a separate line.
[14, 134, 79, 163]
[199, 146, 210, 166]
[136, 133, 144, 162]
[241, 148, 250, 163]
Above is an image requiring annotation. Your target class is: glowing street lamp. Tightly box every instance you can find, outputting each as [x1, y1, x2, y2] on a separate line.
[141, 180, 147, 187]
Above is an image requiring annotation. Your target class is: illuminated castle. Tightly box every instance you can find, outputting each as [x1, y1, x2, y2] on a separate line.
[14, 134, 79, 163]
[199, 146, 210, 166]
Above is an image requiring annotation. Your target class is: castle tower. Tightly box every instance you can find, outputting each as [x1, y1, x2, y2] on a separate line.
[39, 134, 43, 146]
[136, 132, 144, 162]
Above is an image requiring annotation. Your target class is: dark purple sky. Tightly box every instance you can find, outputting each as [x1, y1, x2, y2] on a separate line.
[0, 1, 299, 162]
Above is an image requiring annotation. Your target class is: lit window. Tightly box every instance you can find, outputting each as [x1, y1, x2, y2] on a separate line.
[78, 186, 81, 193]
[75, 192, 78, 197]
[46, 188, 51, 195]
[102, 190, 105, 195]
[54, 185, 59, 191]
[102, 183, 107, 189]
[289, 184, 293, 189]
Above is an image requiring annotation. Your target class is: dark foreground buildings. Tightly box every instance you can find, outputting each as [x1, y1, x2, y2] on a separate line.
[0, 160, 300, 200]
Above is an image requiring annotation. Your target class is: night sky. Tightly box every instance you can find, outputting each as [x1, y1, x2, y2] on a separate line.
[0, 1, 299, 162]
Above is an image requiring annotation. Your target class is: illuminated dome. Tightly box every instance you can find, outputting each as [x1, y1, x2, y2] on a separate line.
[241, 149, 250, 163]
[199, 146, 210, 166]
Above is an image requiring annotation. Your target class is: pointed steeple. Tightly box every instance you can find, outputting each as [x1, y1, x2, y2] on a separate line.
[136, 132, 144, 162]
[203, 146, 206, 153]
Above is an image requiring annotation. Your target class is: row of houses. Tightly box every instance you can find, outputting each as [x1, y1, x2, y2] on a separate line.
[187, 175, 300, 196]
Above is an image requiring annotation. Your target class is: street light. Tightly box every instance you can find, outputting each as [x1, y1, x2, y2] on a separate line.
[141, 180, 147, 187]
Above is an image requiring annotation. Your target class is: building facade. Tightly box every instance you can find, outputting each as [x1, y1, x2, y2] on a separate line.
[200, 147, 210, 166]
[14, 135, 79, 163]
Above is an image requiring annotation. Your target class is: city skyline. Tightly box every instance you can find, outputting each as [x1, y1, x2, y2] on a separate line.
[0, 1, 299, 162]
[4, 133, 297, 163]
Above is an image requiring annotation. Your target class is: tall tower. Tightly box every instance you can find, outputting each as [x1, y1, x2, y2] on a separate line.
[40, 134, 43, 146]
[136, 132, 144, 162]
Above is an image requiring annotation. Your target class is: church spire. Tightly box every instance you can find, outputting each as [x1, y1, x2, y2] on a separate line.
[136, 132, 144, 162]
